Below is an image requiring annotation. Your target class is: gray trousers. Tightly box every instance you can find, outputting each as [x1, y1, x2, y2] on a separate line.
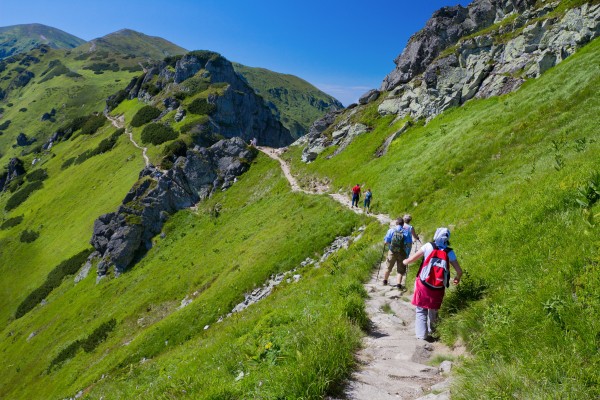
[415, 307, 438, 339]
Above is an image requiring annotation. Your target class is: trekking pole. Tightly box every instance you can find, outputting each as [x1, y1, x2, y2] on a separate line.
[376, 243, 387, 281]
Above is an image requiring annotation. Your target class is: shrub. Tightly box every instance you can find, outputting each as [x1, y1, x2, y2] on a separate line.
[15, 249, 92, 319]
[141, 83, 161, 96]
[0, 120, 11, 130]
[81, 319, 117, 352]
[19, 229, 39, 243]
[79, 114, 106, 135]
[82, 62, 119, 73]
[19, 107, 27, 112]
[61, 157, 76, 170]
[0, 215, 24, 230]
[26, 169, 48, 182]
[160, 139, 188, 169]
[131, 105, 161, 127]
[48, 318, 116, 370]
[188, 98, 216, 115]
[141, 123, 178, 145]
[5, 181, 44, 211]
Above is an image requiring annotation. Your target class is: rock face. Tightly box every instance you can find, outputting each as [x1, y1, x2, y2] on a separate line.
[378, 2, 600, 121]
[0, 157, 26, 191]
[90, 137, 256, 275]
[302, 2, 600, 162]
[119, 51, 294, 148]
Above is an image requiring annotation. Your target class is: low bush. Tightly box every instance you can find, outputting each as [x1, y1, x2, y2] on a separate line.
[82, 63, 119, 73]
[71, 128, 125, 166]
[15, 249, 92, 319]
[48, 318, 116, 371]
[79, 114, 106, 135]
[187, 98, 216, 115]
[0, 216, 23, 230]
[141, 123, 178, 145]
[0, 120, 11, 130]
[131, 105, 161, 127]
[26, 169, 48, 182]
[160, 139, 188, 169]
[5, 181, 44, 211]
[19, 107, 27, 112]
[61, 157, 76, 170]
[19, 229, 39, 243]
[106, 89, 128, 111]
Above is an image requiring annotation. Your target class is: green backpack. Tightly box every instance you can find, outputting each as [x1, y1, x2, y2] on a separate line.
[389, 229, 405, 253]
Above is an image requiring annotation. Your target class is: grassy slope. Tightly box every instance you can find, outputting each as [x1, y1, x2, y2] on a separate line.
[0, 46, 140, 166]
[233, 63, 343, 138]
[0, 153, 379, 399]
[76, 29, 187, 60]
[0, 24, 86, 58]
[282, 37, 600, 397]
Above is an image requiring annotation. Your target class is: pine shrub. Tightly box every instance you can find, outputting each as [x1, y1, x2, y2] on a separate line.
[5, 181, 43, 211]
[0, 215, 24, 230]
[131, 105, 161, 127]
[188, 98, 216, 115]
[141, 123, 178, 145]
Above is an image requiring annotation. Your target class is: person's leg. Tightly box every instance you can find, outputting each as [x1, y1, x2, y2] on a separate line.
[397, 257, 406, 287]
[428, 309, 439, 335]
[383, 251, 396, 284]
[415, 307, 429, 340]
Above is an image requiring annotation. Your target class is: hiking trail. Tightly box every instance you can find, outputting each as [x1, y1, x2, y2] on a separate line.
[258, 146, 464, 400]
[105, 112, 150, 167]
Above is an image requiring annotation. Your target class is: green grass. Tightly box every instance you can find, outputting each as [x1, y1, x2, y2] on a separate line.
[0, 154, 378, 399]
[281, 37, 600, 398]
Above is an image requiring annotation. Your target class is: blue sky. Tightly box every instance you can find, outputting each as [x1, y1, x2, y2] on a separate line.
[1, 0, 470, 105]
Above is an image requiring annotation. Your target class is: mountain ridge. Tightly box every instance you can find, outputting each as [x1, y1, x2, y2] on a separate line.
[0, 23, 86, 59]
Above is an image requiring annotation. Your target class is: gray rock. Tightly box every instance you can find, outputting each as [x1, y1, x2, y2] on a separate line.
[439, 360, 453, 374]
[0, 157, 26, 191]
[358, 89, 380, 105]
[174, 107, 186, 122]
[90, 137, 256, 275]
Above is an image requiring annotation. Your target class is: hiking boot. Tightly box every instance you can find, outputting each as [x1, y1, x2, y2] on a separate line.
[382, 280, 388, 286]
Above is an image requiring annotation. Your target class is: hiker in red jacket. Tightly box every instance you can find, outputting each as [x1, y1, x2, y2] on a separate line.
[351, 184, 361, 207]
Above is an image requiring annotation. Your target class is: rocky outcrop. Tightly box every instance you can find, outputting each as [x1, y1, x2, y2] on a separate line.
[90, 137, 256, 276]
[378, 2, 600, 121]
[121, 51, 294, 148]
[0, 157, 26, 191]
[381, 0, 537, 90]
[301, 2, 600, 162]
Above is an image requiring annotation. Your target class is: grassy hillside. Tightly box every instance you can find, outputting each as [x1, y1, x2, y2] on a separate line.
[76, 29, 187, 60]
[0, 24, 86, 59]
[282, 36, 600, 398]
[0, 46, 144, 166]
[233, 63, 343, 139]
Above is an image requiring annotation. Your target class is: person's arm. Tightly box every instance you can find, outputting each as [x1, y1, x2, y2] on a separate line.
[411, 227, 419, 242]
[450, 260, 462, 285]
[403, 249, 424, 265]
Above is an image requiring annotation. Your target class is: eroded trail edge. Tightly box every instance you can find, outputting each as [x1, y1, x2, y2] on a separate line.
[258, 146, 462, 400]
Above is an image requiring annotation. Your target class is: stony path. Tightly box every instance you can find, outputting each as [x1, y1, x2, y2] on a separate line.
[258, 146, 462, 399]
[105, 112, 150, 167]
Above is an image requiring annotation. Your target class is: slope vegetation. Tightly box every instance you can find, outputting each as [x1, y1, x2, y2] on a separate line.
[0, 23, 86, 59]
[234, 63, 343, 138]
[284, 36, 600, 398]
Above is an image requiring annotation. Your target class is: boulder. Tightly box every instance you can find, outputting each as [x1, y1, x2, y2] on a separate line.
[358, 89, 380, 105]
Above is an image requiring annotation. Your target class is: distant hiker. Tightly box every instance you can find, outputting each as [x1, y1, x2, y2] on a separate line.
[250, 137, 257, 147]
[382, 218, 408, 288]
[351, 184, 361, 207]
[402, 214, 420, 257]
[403, 227, 462, 341]
[364, 188, 372, 213]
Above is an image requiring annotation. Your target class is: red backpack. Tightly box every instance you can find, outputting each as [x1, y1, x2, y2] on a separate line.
[418, 243, 451, 290]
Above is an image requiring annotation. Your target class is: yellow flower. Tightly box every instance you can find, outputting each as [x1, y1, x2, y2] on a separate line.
[265, 342, 273, 350]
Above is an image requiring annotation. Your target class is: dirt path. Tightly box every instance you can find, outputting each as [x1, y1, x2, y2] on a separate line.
[105, 112, 150, 167]
[257, 146, 461, 399]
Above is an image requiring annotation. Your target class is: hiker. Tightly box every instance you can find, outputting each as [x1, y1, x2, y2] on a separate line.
[351, 184, 361, 208]
[402, 214, 420, 257]
[383, 218, 408, 288]
[403, 227, 462, 341]
[250, 137, 257, 147]
[363, 188, 372, 214]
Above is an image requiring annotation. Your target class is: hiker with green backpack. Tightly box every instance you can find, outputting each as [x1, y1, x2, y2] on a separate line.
[382, 218, 408, 289]
[403, 227, 462, 341]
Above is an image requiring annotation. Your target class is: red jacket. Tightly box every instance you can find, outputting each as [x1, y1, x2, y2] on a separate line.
[352, 185, 361, 195]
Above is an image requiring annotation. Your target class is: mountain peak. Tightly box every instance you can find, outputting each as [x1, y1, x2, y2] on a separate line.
[0, 23, 86, 59]
[78, 29, 187, 59]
